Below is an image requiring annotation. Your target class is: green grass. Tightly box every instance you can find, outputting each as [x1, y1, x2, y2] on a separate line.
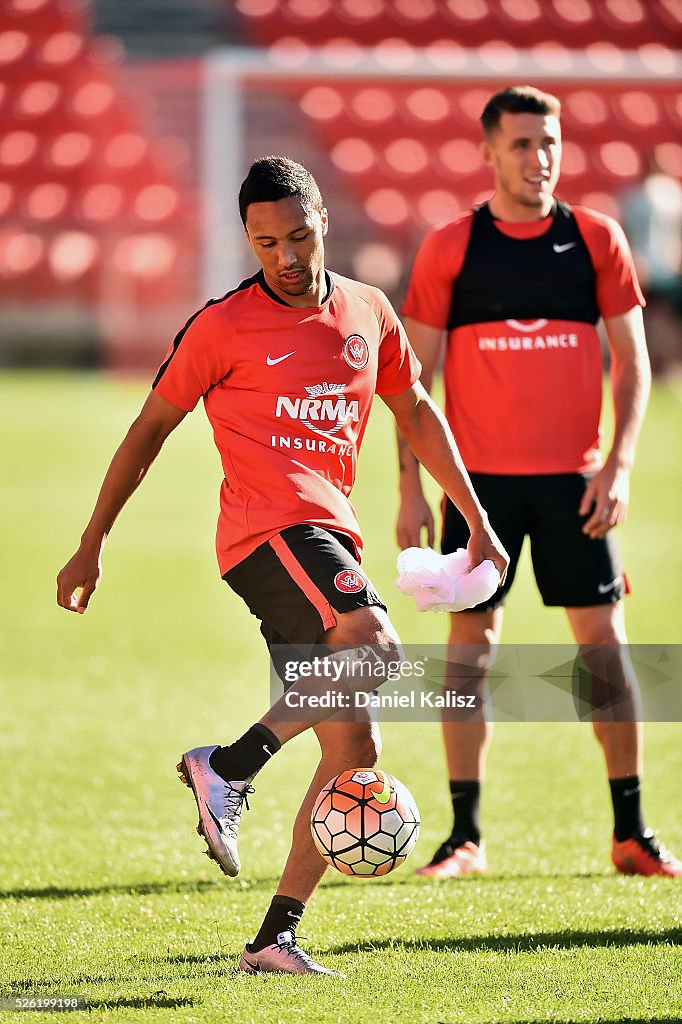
[1, 371, 681, 1024]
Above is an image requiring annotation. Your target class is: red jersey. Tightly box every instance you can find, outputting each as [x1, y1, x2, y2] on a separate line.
[401, 202, 645, 475]
[153, 270, 420, 574]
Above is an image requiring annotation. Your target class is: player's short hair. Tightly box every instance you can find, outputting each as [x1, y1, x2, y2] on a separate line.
[239, 156, 324, 225]
[480, 86, 561, 136]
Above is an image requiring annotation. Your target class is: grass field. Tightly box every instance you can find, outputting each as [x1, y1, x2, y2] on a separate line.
[1, 371, 681, 1024]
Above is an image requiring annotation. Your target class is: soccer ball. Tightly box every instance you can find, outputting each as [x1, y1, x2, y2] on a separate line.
[310, 768, 420, 876]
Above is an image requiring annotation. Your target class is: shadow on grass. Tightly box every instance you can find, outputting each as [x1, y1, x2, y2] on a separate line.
[480, 1020, 681, 1024]
[88, 995, 196, 1010]
[331, 925, 682, 955]
[318, 870, 612, 888]
[0, 877, 276, 900]
[4, 869, 645, 900]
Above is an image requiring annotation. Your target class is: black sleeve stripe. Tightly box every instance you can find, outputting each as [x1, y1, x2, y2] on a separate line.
[152, 272, 261, 389]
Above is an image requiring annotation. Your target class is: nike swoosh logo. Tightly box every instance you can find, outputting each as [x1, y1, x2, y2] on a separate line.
[598, 577, 623, 594]
[266, 351, 296, 365]
[368, 773, 391, 805]
[622, 786, 640, 798]
[205, 801, 226, 834]
[553, 242, 576, 253]
[262, 744, 272, 757]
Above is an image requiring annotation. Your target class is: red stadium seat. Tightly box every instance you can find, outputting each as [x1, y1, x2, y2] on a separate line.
[560, 141, 589, 181]
[444, 0, 489, 26]
[47, 132, 94, 172]
[0, 29, 30, 68]
[71, 80, 116, 120]
[393, 0, 438, 28]
[103, 133, 148, 171]
[133, 183, 179, 224]
[349, 87, 396, 125]
[337, 0, 385, 24]
[14, 79, 62, 122]
[596, 140, 643, 180]
[0, 227, 45, 286]
[364, 188, 410, 227]
[77, 182, 124, 224]
[233, 0, 680, 48]
[402, 88, 451, 126]
[299, 86, 344, 121]
[563, 90, 609, 128]
[654, 142, 682, 179]
[49, 229, 99, 282]
[383, 138, 429, 177]
[0, 0, 200, 365]
[37, 31, 84, 69]
[0, 130, 39, 177]
[330, 138, 375, 175]
[287, 0, 333, 21]
[24, 181, 69, 221]
[416, 188, 461, 228]
[437, 139, 483, 178]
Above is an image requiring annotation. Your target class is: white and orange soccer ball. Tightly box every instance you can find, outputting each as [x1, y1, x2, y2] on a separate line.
[310, 769, 420, 876]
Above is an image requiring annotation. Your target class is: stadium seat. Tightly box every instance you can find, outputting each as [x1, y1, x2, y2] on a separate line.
[38, 32, 85, 70]
[24, 181, 69, 221]
[330, 138, 375, 175]
[232, 0, 681, 48]
[653, 141, 682, 179]
[0, 0, 199, 367]
[364, 188, 411, 227]
[78, 182, 124, 224]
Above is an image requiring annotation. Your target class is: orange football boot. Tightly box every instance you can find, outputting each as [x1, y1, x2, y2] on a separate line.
[415, 836, 487, 878]
[611, 828, 682, 878]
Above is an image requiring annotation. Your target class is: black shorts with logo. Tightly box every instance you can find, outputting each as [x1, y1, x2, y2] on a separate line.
[443, 473, 625, 612]
[223, 524, 386, 683]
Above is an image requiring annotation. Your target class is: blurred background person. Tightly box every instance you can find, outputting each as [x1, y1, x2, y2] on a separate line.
[621, 160, 682, 376]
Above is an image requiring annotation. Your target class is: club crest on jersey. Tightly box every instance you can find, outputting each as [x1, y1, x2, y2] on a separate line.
[334, 569, 367, 594]
[275, 382, 359, 438]
[343, 334, 369, 370]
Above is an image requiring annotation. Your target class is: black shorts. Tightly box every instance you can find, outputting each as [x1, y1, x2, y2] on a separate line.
[223, 524, 386, 683]
[442, 473, 626, 612]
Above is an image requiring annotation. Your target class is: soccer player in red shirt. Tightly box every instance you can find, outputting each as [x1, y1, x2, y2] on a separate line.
[57, 157, 508, 975]
[398, 86, 681, 880]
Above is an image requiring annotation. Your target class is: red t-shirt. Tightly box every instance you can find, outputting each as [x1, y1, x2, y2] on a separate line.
[154, 270, 421, 574]
[401, 204, 645, 474]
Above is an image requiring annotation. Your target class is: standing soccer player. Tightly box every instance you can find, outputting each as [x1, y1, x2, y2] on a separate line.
[57, 157, 508, 975]
[397, 86, 681, 879]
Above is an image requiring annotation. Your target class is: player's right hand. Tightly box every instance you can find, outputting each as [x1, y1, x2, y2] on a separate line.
[466, 521, 509, 589]
[56, 546, 102, 614]
[396, 493, 435, 550]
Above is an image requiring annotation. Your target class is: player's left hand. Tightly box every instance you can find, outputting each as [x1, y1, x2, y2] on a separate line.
[579, 461, 630, 539]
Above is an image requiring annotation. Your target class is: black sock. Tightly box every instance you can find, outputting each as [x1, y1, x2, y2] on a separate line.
[610, 775, 644, 842]
[248, 895, 306, 952]
[209, 724, 281, 782]
[449, 779, 481, 845]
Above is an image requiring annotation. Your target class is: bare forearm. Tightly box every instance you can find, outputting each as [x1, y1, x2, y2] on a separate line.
[608, 352, 651, 470]
[396, 317, 442, 499]
[397, 394, 485, 529]
[397, 427, 423, 497]
[80, 418, 167, 549]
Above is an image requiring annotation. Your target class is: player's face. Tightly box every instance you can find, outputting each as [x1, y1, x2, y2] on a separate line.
[483, 112, 562, 219]
[245, 195, 328, 307]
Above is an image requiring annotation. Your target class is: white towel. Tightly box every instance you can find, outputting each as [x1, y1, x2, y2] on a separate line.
[395, 547, 500, 613]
